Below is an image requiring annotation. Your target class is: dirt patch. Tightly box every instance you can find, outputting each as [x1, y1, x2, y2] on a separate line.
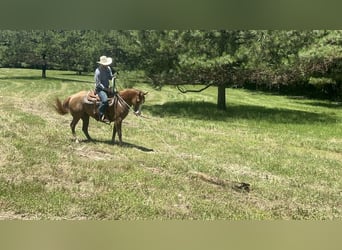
[0, 210, 39, 220]
[74, 146, 115, 161]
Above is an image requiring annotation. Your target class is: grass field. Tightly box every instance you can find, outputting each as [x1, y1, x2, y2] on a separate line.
[0, 68, 341, 219]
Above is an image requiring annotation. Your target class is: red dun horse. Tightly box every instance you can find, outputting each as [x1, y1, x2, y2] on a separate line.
[54, 89, 147, 145]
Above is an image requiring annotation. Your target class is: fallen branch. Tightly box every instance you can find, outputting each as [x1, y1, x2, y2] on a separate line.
[189, 171, 250, 193]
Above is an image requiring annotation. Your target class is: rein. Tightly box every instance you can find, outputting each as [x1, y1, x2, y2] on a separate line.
[116, 94, 131, 110]
[134, 108, 250, 192]
[116, 92, 147, 118]
[111, 77, 147, 118]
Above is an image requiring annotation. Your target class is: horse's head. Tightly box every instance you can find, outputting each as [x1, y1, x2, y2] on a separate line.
[132, 90, 148, 116]
[117, 89, 148, 116]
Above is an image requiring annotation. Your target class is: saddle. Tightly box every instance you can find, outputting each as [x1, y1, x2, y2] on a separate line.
[84, 90, 118, 115]
[86, 90, 115, 105]
[86, 90, 101, 103]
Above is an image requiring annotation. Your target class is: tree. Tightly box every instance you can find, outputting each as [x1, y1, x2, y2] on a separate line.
[0, 31, 39, 68]
[35, 30, 63, 77]
[129, 30, 180, 87]
[239, 30, 316, 89]
[299, 30, 342, 99]
[176, 30, 254, 110]
[135, 30, 258, 110]
[0, 30, 340, 101]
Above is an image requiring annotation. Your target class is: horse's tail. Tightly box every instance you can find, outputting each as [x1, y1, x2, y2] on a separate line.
[54, 96, 70, 115]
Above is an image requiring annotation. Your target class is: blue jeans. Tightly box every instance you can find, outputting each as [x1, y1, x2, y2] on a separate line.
[97, 90, 108, 117]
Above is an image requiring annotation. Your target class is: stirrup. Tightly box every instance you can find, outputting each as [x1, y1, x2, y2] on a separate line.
[99, 115, 110, 124]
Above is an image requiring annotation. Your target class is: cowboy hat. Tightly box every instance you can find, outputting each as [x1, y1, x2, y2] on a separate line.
[97, 55, 112, 66]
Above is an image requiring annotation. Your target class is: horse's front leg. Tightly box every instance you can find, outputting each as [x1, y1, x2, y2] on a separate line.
[112, 122, 117, 144]
[112, 120, 123, 146]
[117, 121, 123, 146]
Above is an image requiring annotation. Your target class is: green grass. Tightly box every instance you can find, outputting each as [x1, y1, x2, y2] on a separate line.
[0, 68, 341, 219]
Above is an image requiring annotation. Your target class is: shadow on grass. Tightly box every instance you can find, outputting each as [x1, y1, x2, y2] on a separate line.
[59, 72, 92, 76]
[145, 101, 338, 124]
[0, 75, 90, 83]
[304, 101, 342, 109]
[79, 139, 154, 152]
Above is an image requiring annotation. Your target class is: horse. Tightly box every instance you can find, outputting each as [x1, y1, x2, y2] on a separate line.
[54, 88, 147, 145]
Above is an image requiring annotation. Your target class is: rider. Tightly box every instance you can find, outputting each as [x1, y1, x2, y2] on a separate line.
[94, 55, 116, 123]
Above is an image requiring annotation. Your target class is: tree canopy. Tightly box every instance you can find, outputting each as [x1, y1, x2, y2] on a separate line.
[0, 30, 341, 105]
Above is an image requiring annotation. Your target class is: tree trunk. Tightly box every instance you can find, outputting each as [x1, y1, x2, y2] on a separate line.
[217, 84, 227, 110]
[42, 54, 47, 78]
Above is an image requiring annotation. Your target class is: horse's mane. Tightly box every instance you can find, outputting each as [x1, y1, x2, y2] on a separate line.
[119, 88, 139, 98]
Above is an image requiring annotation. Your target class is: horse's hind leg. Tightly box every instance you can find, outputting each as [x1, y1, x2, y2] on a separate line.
[70, 115, 81, 142]
[81, 114, 92, 141]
